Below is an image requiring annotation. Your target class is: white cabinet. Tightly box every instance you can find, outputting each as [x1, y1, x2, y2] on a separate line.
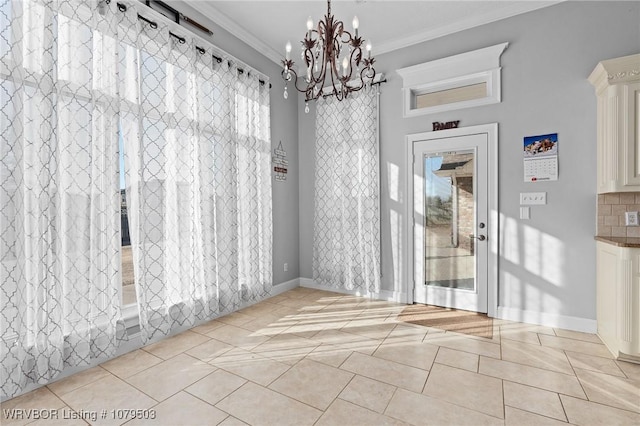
[589, 54, 640, 193]
[596, 241, 640, 361]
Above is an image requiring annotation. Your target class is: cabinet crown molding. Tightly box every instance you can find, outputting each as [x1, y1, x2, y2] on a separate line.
[589, 53, 640, 94]
[589, 53, 640, 193]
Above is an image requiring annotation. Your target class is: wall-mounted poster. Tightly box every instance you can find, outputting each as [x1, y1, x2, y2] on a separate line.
[273, 141, 288, 181]
[523, 133, 558, 182]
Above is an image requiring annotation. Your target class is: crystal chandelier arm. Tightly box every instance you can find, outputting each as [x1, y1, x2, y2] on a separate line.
[343, 44, 362, 82]
[330, 49, 342, 86]
[281, 61, 307, 93]
[338, 29, 354, 46]
[281, 62, 298, 84]
[304, 47, 315, 77]
[333, 20, 362, 83]
[307, 19, 327, 88]
[308, 19, 330, 98]
[317, 18, 327, 43]
[330, 24, 346, 87]
[281, 56, 326, 101]
[329, 61, 344, 100]
[351, 60, 376, 93]
[350, 38, 363, 66]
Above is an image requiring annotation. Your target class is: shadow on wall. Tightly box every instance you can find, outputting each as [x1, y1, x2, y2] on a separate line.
[385, 161, 404, 297]
[382, 160, 568, 317]
[500, 212, 567, 318]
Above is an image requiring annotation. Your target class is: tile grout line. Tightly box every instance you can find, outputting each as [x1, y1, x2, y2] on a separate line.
[420, 345, 439, 394]
[343, 352, 507, 420]
[260, 369, 350, 417]
[614, 359, 633, 381]
[416, 383, 509, 422]
[476, 357, 583, 398]
[382, 385, 400, 417]
[501, 379, 506, 421]
[557, 387, 571, 423]
[212, 381, 252, 420]
[568, 360, 591, 403]
[123, 352, 219, 404]
[46, 365, 112, 398]
[504, 402, 571, 424]
[57, 371, 163, 420]
[501, 375, 626, 411]
[309, 373, 359, 425]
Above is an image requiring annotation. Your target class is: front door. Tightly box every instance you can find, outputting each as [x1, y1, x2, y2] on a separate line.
[412, 131, 489, 313]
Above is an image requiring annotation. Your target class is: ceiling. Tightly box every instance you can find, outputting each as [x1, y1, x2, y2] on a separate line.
[185, 1, 559, 64]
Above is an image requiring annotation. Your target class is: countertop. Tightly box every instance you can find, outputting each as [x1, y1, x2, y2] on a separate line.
[595, 236, 640, 248]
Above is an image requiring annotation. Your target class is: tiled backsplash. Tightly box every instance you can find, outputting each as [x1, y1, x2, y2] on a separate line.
[597, 192, 640, 237]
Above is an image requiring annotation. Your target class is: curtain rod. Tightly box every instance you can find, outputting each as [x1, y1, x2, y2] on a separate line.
[321, 79, 388, 99]
[145, 0, 213, 37]
[108, 1, 271, 88]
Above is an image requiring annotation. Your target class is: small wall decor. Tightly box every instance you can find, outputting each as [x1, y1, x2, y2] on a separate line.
[273, 141, 288, 181]
[523, 133, 558, 182]
[432, 120, 460, 131]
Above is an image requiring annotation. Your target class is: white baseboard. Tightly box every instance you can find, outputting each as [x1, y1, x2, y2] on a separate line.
[299, 278, 406, 303]
[497, 306, 597, 333]
[292, 280, 595, 333]
[299, 277, 314, 288]
[271, 278, 301, 295]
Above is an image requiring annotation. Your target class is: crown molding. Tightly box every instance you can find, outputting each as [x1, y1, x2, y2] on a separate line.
[186, 1, 561, 65]
[185, 1, 283, 65]
[358, 1, 560, 56]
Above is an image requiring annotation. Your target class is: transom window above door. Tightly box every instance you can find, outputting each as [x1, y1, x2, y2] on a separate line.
[396, 42, 508, 117]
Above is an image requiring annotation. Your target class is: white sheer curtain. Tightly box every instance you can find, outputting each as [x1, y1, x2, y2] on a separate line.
[1, 0, 127, 398]
[232, 71, 272, 310]
[121, 3, 272, 342]
[313, 89, 380, 294]
[0, 0, 273, 397]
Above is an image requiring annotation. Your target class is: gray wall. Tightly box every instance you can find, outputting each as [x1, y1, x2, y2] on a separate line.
[298, 1, 640, 321]
[175, 1, 301, 285]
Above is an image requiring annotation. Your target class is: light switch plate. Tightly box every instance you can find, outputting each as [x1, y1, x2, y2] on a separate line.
[520, 192, 547, 205]
[520, 206, 530, 220]
[625, 211, 639, 226]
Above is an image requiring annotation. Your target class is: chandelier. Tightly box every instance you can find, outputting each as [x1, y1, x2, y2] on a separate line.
[282, 0, 376, 112]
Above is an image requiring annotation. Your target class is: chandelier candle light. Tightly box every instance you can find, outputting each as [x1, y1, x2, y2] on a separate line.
[282, 0, 376, 112]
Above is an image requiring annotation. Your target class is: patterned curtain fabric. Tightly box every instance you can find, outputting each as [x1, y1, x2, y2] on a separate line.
[0, 0, 127, 398]
[233, 72, 273, 310]
[313, 89, 380, 294]
[120, 4, 272, 342]
[0, 0, 272, 397]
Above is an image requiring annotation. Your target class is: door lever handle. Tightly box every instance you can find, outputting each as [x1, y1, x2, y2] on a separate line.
[473, 235, 487, 241]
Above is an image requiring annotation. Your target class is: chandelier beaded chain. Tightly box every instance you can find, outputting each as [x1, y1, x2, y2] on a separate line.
[282, 0, 376, 112]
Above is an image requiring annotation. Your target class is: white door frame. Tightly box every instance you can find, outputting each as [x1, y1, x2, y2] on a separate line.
[405, 123, 499, 317]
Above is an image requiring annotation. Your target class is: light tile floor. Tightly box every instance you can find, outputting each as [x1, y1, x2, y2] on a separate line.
[3, 288, 640, 425]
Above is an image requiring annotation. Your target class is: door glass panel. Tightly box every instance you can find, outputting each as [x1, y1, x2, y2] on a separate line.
[423, 149, 475, 291]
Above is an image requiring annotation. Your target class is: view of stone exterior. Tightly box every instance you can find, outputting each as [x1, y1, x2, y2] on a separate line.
[456, 176, 474, 252]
